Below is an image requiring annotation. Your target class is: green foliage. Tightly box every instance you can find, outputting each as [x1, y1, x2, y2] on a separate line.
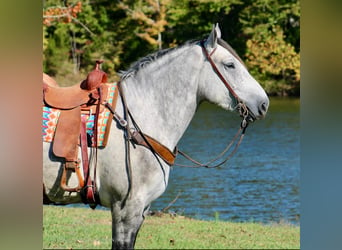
[240, 0, 300, 95]
[43, 0, 123, 82]
[43, 0, 300, 95]
[117, 0, 171, 49]
[245, 26, 300, 96]
[165, 0, 242, 45]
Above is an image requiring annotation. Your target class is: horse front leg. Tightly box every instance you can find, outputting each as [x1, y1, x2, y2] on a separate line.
[111, 201, 145, 250]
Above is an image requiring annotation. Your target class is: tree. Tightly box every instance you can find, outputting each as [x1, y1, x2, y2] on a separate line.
[42, 0, 300, 95]
[164, 0, 242, 46]
[43, 1, 86, 78]
[117, 0, 171, 50]
[43, 0, 122, 83]
[239, 0, 300, 95]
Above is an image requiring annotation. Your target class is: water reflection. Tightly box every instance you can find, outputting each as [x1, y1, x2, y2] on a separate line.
[151, 98, 300, 224]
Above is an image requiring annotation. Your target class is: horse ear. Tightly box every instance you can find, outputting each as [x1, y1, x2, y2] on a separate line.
[205, 23, 222, 50]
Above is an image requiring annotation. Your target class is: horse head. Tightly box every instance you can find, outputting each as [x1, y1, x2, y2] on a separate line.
[199, 24, 269, 122]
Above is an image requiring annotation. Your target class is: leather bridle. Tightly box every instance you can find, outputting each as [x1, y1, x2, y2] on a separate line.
[173, 40, 251, 168]
[201, 41, 242, 104]
[200, 40, 250, 127]
[106, 39, 252, 171]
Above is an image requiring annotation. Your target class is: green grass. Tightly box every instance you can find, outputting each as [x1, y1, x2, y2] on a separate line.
[43, 206, 299, 249]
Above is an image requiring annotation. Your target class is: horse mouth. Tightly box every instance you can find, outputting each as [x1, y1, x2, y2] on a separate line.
[246, 108, 267, 122]
[235, 102, 265, 123]
[246, 110, 256, 122]
[244, 106, 266, 122]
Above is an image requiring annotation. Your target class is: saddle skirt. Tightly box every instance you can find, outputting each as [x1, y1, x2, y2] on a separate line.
[42, 82, 118, 148]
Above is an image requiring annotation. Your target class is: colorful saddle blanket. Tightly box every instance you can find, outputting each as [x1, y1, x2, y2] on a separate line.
[42, 82, 118, 147]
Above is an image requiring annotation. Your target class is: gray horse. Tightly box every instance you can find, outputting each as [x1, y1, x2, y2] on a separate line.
[43, 24, 269, 249]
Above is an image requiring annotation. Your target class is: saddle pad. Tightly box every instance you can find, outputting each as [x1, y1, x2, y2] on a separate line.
[42, 106, 60, 142]
[42, 82, 118, 147]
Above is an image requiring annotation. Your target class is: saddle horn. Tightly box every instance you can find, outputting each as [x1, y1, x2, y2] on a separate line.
[81, 60, 108, 91]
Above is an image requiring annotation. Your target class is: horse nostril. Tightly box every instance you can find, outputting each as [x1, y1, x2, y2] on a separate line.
[258, 101, 269, 116]
[261, 102, 268, 111]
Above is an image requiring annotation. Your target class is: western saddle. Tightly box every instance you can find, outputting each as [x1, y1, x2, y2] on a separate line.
[43, 60, 178, 207]
[43, 60, 111, 206]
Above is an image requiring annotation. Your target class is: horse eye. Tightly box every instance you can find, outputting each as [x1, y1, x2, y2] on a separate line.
[225, 62, 235, 69]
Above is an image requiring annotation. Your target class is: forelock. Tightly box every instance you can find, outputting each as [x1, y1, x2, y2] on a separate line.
[217, 38, 245, 66]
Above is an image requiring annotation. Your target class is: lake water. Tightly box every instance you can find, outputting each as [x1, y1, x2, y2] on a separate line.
[69, 98, 299, 225]
[150, 97, 300, 225]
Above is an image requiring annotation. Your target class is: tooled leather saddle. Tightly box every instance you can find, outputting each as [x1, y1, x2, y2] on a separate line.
[43, 60, 117, 206]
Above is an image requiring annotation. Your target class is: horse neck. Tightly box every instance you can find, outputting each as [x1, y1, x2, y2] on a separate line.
[121, 46, 202, 150]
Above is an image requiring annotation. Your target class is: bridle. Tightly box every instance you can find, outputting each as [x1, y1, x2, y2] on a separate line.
[106, 39, 252, 171]
[200, 40, 250, 126]
[173, 40, 251, 168]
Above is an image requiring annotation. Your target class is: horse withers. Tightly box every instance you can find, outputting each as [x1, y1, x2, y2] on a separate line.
[43, 24, 269, 249]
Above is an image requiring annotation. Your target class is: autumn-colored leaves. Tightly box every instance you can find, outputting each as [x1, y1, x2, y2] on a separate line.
[43, 1, 82, 26]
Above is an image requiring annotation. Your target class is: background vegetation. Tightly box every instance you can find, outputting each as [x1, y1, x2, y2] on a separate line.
[43, 0, 300, 96]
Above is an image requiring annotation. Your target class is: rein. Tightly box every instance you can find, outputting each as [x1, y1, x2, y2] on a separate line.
[175, 125, 246, 168]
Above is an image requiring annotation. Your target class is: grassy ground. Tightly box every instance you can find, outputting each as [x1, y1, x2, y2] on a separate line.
[43, 206, 299, 249]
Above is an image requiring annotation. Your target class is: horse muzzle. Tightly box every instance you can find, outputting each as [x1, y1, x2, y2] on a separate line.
[244, 98, 269, 122]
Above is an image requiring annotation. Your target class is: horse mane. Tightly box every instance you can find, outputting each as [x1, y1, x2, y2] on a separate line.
[119, 46, 179, 80]
[120, 38, 244, 80]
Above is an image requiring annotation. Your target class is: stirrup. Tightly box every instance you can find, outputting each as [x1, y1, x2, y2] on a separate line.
[60, 160, 84, 192]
